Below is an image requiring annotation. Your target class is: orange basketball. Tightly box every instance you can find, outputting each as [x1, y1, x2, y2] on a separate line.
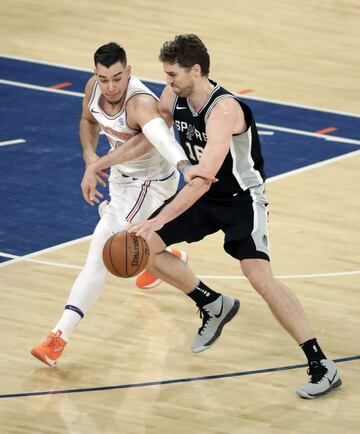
[102, 231, 150, 278]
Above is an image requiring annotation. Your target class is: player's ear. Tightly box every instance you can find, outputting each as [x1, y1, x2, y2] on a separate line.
[127, 65, 132, 75]
[191, 64, 202, 77]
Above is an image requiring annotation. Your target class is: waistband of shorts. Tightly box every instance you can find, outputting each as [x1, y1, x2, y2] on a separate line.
[121, 170, 175, 182]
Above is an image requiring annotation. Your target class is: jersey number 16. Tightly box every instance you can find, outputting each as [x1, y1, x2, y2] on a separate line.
[184, 141, 204, 162]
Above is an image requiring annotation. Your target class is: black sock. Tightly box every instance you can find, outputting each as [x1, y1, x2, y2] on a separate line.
[186, 281, 221, 308]
[300, 338, 326, 364]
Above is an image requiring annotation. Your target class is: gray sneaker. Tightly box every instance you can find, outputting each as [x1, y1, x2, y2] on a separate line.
[191, 294, 240, 353]
[296, 359, 342, 399]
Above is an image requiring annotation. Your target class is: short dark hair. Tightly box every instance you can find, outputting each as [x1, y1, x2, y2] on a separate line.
[94, 42, 127, 68]
[159, 34, 210, 76]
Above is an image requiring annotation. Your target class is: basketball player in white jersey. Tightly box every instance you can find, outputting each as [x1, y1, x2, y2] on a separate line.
[30, 42, 205, 367]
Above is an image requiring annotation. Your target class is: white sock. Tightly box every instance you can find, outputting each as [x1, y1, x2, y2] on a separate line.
[52, 309, 82, 342]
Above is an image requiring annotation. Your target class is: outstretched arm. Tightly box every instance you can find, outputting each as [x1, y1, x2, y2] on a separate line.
[130, 97, 244, 237]
[81, 88, 216, 205]
[130, 90, 218, 184]
[81, 133, 215, 206]
[81, 132, 155, 205]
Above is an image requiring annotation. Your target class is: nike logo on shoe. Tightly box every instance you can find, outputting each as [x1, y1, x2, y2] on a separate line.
[328, 371, 337, 386]
[44, 355, 57, 366]
[214, 298, 224, 318]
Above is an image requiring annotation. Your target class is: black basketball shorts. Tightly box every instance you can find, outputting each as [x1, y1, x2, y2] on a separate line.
[156, 184, 270, 261]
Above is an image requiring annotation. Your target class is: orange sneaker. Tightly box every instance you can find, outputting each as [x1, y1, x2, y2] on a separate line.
[136, 248, 188, 289]
[31, 330, 67, 367]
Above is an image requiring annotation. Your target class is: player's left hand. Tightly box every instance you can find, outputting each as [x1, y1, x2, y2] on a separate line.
[183, 164, 218, 186]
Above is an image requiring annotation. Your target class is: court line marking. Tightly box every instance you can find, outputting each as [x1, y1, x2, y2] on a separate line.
[242, 94, 360, 118]
[200, 272, 360, 279]
[0, 148, 359, 272]
[1, 251, 359, 279]
[0, 59, 357, 402]
[0, 53, 95, 72]
[0, 78, 83, 97]
[1, 78, 359, 146]
[0, 235, 92, 269]
[0, 252, 84, 270]
[267, 148, 360, 182]
[0, 64, 359, 275]
[0, 355, 358, 399]
[1, 53, 359, 118]
[315, 127, 337, 134]
[258, 131, 274, 136]
[0, 138, 26, 147]
[49, 81, 72, 89]
[256, 123, 360, 146]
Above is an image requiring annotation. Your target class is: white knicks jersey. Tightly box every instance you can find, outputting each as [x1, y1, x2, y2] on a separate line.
[88, 76, 174, 180]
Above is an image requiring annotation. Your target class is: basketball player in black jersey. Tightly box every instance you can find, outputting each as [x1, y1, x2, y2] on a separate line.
[128, 34, 341, 399]
[83, 35, 341, 399]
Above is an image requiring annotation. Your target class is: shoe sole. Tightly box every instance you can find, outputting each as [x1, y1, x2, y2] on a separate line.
[137, 278, 162, 289]
[137, 251, 189, 290]
[192, 298, 240, 353]
[30, 348, 57, 367]
[296, 377, 342, 399]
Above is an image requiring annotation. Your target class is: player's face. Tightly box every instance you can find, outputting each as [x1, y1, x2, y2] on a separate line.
[163, 62, 195, 97]
[95, 62, 131, 105]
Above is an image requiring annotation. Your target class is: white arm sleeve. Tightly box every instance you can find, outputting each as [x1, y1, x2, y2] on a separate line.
[142, 117, 189, 168]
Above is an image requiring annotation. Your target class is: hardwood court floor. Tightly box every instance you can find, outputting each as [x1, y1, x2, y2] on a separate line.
[1, 0, 359, 433]
[1, 154, 359, 433]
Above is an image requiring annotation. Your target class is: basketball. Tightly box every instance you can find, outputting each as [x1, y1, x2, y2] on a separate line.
[102, 231, 150, 278]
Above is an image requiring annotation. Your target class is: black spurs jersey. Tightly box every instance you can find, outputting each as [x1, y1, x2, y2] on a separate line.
[172, 80, 266, 196]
